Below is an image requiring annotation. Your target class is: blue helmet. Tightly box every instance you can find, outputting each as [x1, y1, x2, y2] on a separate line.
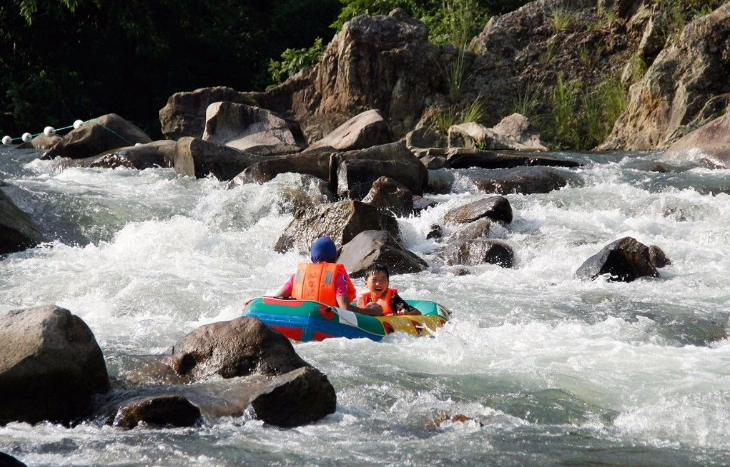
[310, 236, 337, 263]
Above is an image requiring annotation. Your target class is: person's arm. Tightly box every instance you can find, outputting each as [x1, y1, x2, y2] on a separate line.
[273, 274, 295, 298]
[336, 294, 383, 315]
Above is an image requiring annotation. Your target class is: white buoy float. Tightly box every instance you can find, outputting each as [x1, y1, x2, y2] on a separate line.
[135, 143, 142, 146]
[43, 126, 56, 136]
[22, 133, 32, 143]
[2, 136, 11, 145]
[73, 119, 84, 129]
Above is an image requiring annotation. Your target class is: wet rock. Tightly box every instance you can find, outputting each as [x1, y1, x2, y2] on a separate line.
[275, 200, 399, 253]
[160, 86, 259, 140]
[648, 245, 671, 268]
[444, 196, 512, 224]
[75, 140, 176, 169]
[202, 102, 307, 154]
[0, 452, 26, 467]
[426, 224, 442, 240]
[420, 154, 448, 169]
[412, 195, 438, 215]
[42, 114, 152, 160]
[0, 189, 47, 255]
[577, 237, 660, 282]
[623, 160, 672, 173]
[167, 317, 310, 381]
[427, 169, 455, 194]
[16, 134, 61, 150]
[174, 137, 263, 181]
[443, 239, 514, 268]
[449, 218, 493, 243]
[0, 305, 110, 425]
[114, 395, 201, 429]
[660, 112, 730, 169]
[306, 109, 392, 152]
[427, 413, 483, 428]
[472, 167, 568, 195]
[251, 366, 337, 427]
[337, 230, 428, 277]
[228, 151, 332, 187]
[446, 148, 579, 169]
[335, 142, 428, 198]
[362, 176, 414, 217]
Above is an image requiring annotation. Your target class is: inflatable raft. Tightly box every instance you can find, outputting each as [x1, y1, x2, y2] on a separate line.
[242, 297, 450, 342]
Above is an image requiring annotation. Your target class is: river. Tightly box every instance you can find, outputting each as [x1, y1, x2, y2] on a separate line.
[1, 146, 729, 466]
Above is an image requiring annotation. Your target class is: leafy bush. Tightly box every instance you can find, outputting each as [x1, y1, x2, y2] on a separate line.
[269, 38, 326, 85]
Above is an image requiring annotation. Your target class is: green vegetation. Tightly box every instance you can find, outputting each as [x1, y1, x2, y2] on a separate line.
[652, 0, 725, 42]
[430, 97, 487, 133]
[550, 6, 576, 33]
[269, 38, 326, 85]
[514, 75, 627, 150]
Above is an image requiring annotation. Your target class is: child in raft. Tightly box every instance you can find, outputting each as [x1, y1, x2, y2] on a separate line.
[356, 263, 421, 316]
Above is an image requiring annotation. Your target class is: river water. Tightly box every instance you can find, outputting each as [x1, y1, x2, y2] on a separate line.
[1, 146, 729, 466]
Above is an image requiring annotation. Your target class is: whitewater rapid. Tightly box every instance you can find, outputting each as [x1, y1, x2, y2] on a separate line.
[1, 147, 729, 466]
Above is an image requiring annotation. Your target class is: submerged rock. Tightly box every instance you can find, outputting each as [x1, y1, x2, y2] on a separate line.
[472, 166, 569, 195]
[444, 196, 512, 224]
[338, 230, 428, 277]
[0, 305, 110, 425]
[0, 189, 47, 255]
[114, 395, 201, 429]
[661, 112, 730, 169]
[443, 239, 514, 268]
[75, 140, 176, 169]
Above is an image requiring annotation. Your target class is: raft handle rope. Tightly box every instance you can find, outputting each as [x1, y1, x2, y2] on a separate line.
[2, 119, 138, 147]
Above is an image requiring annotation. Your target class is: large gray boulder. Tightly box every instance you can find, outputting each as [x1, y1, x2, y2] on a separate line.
[160, 86, 259, 140]
[660, 112, 730, 169]
[443, 239, 514, 268]
[275, 200, 399, 253]
[42, 114, 152, 160]
[576, 237, 660, 282]
[0, 189, 47, 255]
[448, 114, 548, 151]
[337, 230, 428, 277]
[202, 102, 307, 154]
[113, 395, 202, 429]
[174, 137, 264, 181]
[306, 109, 393, 152]
[601, 4, 730, 150]
[361, 176, 414, 217]
[228, 151, 332, 186]
[0, 305, 110, 425]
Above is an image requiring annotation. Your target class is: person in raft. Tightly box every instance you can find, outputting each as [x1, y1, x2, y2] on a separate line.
[357, 263, 421, 316]
[274, 236, 383, 315]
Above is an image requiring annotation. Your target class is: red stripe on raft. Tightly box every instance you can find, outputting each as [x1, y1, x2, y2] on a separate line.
[313, 331, 334, 341]
[271, 326, 304, 341]
[262, 297, 302, 307]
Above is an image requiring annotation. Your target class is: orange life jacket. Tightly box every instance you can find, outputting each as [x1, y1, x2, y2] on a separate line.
[291, 262, 356, 307]
[357, 288, 398, 316]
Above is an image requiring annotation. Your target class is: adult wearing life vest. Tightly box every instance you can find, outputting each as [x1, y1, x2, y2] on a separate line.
[274, 236, 383, 315]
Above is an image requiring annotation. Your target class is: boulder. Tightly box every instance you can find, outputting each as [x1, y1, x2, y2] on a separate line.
[362, 176, 414, 217]
[251, 366, 337, 427]
[576, 237, 660, 282]
[412, 195, 438, 215]
[335, 142, 428, 197]
[160, 86, 259, 140]
[406, 126, 447, 149]
[42, 114, 152, 160]
[16, 134, 61, 150]
[202, 102, 307, 153]
[427, 169, 456, 194]
[660, 112, 730, 169]
[228, 151, 332, 187]
[601, 4, 730, 150]
[426, 224, 443, 240]
[275, 200, 399, 253]
[166, 317, 310, 380]
[444, 196, 513, 224]
[306, 109, 393, 152]
[448, 114, 548, 152]
[174, 137, 263, 181]
[449, 218, 493, 243]
[472, 167, 569, 195]
[74, 140, 176, 169]
[446, 148, 579, 169]
[443, 239, 514, 268]
[0, 305, 110, 425]
[337, 230, 428, 277]
[114, 395, 201, 429]
[0, 452, 26, 467]
[0, 189, 47, 255]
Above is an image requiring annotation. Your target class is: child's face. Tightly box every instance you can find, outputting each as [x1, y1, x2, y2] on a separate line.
[365, 271, 389, 297]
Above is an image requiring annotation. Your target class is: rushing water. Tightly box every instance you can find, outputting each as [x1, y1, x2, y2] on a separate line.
[1, 146, 729, 466]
